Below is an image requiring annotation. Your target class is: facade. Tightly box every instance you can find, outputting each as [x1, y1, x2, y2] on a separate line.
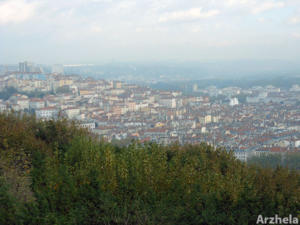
[35, 107, 58, 120]
[0, 101, 7, 112]
[64, 107, 80, 119]
[80, 121, 96, 130]
[29, 99, 45, 110]
[229, 98, 239, 106]
[19, 61, 36, 73]
[159, 98, 176, 108]
[234, 150, 249, 162]
[9, 94, 29, 110]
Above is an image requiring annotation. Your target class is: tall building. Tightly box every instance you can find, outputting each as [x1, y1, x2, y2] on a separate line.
[19, 62, 26, 72]
[19, 61, 35, 73]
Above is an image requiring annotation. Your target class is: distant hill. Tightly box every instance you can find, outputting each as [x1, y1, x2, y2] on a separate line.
[63, 61, 300, 82]
[0, 113, 299, 225]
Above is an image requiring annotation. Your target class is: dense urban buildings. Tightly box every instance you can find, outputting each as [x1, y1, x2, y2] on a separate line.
[0, 64, 299, 161]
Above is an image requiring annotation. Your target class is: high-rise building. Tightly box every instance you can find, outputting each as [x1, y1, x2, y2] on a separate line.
[19, 62, 26, 72]
[19, 61, 35, 73]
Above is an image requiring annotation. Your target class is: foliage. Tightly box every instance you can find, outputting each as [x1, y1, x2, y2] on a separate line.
[248, 152, 300, 171]
[0, 87, 18, 100]
[0, 113, 299, 225]
[55, 85, 71, 94]
[0, 87, 47, 100]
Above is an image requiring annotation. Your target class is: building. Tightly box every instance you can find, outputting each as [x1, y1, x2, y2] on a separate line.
[254, 149, 270, 157]
[113, 81, 122, 89]
[51, 64, 64, 74]
[295, 140, 300, 148]
[193, 84, 198, 92]
[35, 107, 58, 120]
[234, 150, 249, 162]
[64, 107, 80, 119]
[229, 98, 239, 106]
[204, 115, 212, 124]
[29, 99, 45, 110]
[79, 121, 96, 130]
[19, 61, 35, 73]
[159, 98, 176, 108]
[79, 89, 95, 97]
[0, 101, 7, 112]
[9, 94, 29, 110]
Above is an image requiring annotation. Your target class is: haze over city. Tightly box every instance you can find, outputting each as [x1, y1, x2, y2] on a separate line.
[1, 0, 300, 64]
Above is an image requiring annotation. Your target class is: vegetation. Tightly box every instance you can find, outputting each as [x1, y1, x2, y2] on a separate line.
[0, 87, 19, 100]
[0, 87, 47, 100]
[248, 152, 300, 171]
[55, 85, 72, 94]
[0, 113, 299, 225]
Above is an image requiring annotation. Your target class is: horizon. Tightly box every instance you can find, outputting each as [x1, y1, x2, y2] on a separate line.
[2, 59, 300, 81]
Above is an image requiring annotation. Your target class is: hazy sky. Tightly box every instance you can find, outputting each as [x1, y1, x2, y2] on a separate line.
[1, 0, 300, 64]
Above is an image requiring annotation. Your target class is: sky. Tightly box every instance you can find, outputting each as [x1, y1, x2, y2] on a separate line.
[1, 0, 300, 64]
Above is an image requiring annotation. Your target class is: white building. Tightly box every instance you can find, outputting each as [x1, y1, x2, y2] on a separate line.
[295, 140, 300, 148]
[204, 115, 212, 124]
[79, 121, 96, 130]
[64, 107, 80, 119]
[17, 98, 29, 110]
[159, 98, 176, 108]
[276, 140, 290, 148]
[35, 107, 58, 120]
[193, 84, 198, 92]
[0, 101, 7, 112]
[135, 103, 148, 111]
[234, 150, 253, 162]
[290, 85, 300, 92]
[229, 98, 239, 106]
[29, 99, 45, 110]
[254, 149, 270, 157]
[212, 116, 220, 123]
[9, 94, 29, 110]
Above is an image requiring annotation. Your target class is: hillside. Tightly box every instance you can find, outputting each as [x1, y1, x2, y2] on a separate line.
[0, 113, 299, 225]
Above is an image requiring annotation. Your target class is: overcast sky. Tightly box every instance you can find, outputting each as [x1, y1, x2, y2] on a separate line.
[1, 0, 300, 64]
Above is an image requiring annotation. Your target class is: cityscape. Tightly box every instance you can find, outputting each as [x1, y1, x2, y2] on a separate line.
[1, 61, 299, 162]
[2, 0, 300, 223]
